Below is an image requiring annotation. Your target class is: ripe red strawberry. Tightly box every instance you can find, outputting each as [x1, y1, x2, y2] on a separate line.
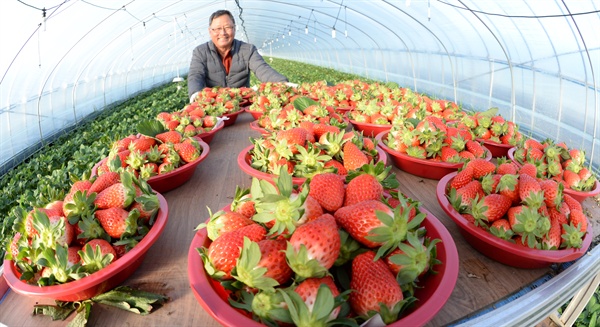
[563, 170, 581, 190]
[470, 193, 512, 224]
[230, 186, 256, 219]
[518, 174, 544, 208]
[276, 128, 307, 153]
[81, 238, 117, 264]
[518, 163, 538, 178]
[542, 213, 562, 250]
[538, 179, 563, 209]
[9, 232, 24, 260]
[441, 146, 460, 163]
[288, 276, 341, 323]
[349, 251, 404, 324]
[130, 136, 156, 152]
[25, 207, 63, 238]
[313, 124, 340, 139]
[174, 142, 200, 163]
[94, 173, 136, 209]
[300, 195, 324, 223]
[455, 180, 485, 208]
[308, 173, 345, 212]
[481, 173, 502, 194]
[344, 173, 382, 206]
[204, 223, 267, 280]
[467, 158, 495, 179]
[62, 180, 93, 216]
[334, 199, 422, 256]
[200, 208, 254, 241]
[94, 207, 138, 239]
[202, 116, 218, 128]
[233, 238, 292, 289]
[569, 209, 588, 233]
[156, 130, 182, 144]
[384, 232, 437, 284]
[496, 174, 520, 205]
[287, 213, 341, 278]
[343, 141, 369, 171]
[488, 218, 514, 240]
[496, 161, 518, 175]
[363, 137, 375, 151]
[466, 140, 486, 158]
[165, 120, 180, 131]
[89, 171, 121, 194]
[323, 159, 348, 175]
[563, 193, 583, 212]
[129, 193, 160, 222]
[527, 148, 545, 162]
[450, 165, 474, 190]
[524, 138, 545, 151]
[458, 150, 476, 161]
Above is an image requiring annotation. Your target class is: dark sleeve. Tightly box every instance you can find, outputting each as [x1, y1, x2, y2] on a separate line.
[247, 45, 289, 83]
[188, 45, 208, 98]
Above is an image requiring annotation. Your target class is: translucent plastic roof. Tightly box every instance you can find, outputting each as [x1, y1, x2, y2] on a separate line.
[1, 0, 599, 173]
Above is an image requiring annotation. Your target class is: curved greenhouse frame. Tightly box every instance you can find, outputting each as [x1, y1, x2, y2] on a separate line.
[1, 1, 599, 326]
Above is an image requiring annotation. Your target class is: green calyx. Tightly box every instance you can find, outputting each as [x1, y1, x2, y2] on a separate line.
[279, 284, 344, 327]
[285, 242, 330, 281]
[345, 161, 400, 190]
[232, 237, 279, 292]
[252, 167, 308, 235]
[511, 206, 548, 248]
[388, 232, 440, 285]
[366, 200, 426, 260]
[65, 190, 97, 224]
[79, 243, 114, 274]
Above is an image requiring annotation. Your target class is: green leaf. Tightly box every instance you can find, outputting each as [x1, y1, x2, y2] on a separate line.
[66, 302, 92, 327]
[292, 96, 318, 112]
[32, 303, 77, 321]
[91, 286, 169, 315]
[136, 120, 166, 137]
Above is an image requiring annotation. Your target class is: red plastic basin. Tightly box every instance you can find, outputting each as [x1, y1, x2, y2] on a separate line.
[3, 193, 169, 302]
[236, 145, 388, 186]
[436, 171, 593, 269]
[92, 138, 210, 194]
[349, 119, 392, 138]
[376, 131, 492, 180]
[187, 206, 459, 326]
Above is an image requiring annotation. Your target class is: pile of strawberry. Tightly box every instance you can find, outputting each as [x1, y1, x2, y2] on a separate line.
[248, 126, 379, 179]
[247, 82, 300, 114]
[193, 86, 245, 116]
[96, 131, 203, 178]
[346, 86, 464, 126]
[511, 138, 598, 192]
[155, 102, 222, 137]
[445, 158, 589, 249]
[311, 80, 371, 109]
[256, 98, 347, 132]
[8, 170, 160, 286]
[459, 108, 523, 146]
[384, 116, 489, 163]
[196, 165, 442, 325]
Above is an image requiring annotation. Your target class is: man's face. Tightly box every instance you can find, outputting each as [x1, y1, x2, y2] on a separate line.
[209, 15, 235, 50]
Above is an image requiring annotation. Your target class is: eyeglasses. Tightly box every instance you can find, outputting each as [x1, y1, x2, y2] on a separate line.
[210, 25, 235, 33]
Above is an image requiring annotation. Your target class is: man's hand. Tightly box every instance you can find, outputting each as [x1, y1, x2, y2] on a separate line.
[190, 91, 199, 103]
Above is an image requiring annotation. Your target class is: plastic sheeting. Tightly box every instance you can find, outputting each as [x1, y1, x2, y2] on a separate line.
[1, 0, 599, 173]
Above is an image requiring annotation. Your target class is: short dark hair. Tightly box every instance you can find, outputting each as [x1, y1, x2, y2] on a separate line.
[209, 10, 235, 26]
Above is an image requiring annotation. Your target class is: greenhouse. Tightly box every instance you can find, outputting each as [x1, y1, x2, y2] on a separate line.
[0, 0, 599, 326]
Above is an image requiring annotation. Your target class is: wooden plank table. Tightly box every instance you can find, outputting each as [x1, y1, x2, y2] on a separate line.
[1, 112, 598, 326]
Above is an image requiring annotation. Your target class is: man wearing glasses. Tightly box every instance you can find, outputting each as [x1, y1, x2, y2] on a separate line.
[188, 9, 289, 102]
